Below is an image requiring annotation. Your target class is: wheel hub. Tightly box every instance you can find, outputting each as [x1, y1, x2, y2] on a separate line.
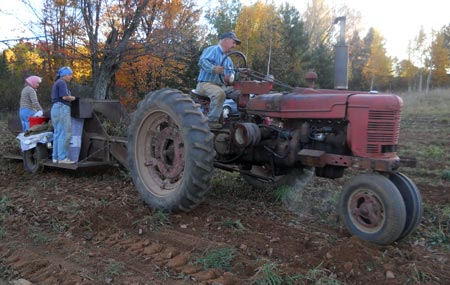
[152, 126, 184, 180]
[350, 192, 383, 229]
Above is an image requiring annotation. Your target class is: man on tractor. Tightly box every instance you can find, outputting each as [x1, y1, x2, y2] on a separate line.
[195, 31, 241, 129]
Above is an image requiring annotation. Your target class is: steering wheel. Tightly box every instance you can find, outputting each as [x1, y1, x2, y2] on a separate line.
[219, 51, 248, 85]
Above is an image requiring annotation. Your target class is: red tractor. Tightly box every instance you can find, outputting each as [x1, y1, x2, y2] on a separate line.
[127, 49, 421, 246]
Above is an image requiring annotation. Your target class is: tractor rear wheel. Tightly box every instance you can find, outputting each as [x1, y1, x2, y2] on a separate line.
[389, 172, 423, 241]
[128, 88, 216, 212]
[339, 174, 406, 245]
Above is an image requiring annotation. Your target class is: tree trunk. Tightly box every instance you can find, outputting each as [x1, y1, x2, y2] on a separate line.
[418, 72, 423, 92]
[425, 69, 432, 95]
[94, 71, 112, 100]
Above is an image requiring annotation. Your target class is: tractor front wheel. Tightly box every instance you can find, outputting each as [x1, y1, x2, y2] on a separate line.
[339, 174, 406, 245]
[389, 172, 423, 241]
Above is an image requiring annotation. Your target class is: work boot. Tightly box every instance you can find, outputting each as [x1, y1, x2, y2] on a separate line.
[208, 121, 223, 129]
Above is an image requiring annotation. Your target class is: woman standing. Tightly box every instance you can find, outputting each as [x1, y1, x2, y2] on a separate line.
[51, 67, 76, 164]
[19, 75, 44, 131]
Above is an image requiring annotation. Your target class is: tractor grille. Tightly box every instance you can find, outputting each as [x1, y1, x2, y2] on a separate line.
[366, 110, 401, 153]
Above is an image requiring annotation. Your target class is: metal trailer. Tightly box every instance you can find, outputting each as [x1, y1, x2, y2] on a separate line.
[4, 98, 129, 173]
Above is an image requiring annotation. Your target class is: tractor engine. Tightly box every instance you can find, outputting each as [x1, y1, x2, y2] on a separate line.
[213, 89, 403, 179]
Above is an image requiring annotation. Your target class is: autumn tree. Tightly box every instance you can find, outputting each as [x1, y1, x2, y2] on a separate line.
[362, 28, 392, 91]
[430, 30, 450, 87]
[348, 30, 366, 90]
[116, 0, 202, 96]
[271, 3, 308, 87]
[235, 1, 277, 68]
[412, 27, 428, 92]
[77, 0, 151, 99]
[303, 0, 334, 50]
[204, 0, 241, 45]
[396, 58, 418, 92]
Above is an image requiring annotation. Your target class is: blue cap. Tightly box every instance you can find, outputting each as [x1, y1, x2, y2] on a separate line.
[57, 66, 73, 77]
[219, 32, 241, 45]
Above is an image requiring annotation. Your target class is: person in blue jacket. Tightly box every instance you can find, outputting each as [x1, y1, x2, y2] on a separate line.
[196, 31, 241, 129]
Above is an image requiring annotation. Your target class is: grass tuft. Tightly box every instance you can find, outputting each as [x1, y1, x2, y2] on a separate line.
[195, 247, 235, 270]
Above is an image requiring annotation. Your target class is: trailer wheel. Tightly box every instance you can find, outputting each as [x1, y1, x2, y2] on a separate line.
[128, 88, 216, 212]
[389, 172, 423, 241]
[339, 174, 406, 245]
[23, 143, 48, 173]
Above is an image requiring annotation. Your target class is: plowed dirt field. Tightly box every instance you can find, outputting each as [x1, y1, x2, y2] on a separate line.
[0, 104, 449, 284]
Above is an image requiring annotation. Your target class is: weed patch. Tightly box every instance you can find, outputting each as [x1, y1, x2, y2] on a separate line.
[420, 204, 450, 249]
[441, 169, 450, 181]
[132, 210, 171, 231]
[104, 259, 125, 277]
[0, 258, 14, 280]
[195, 247, 235, 270]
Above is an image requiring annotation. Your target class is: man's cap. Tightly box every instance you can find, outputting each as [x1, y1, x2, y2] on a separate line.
[219, 32, 241, 45]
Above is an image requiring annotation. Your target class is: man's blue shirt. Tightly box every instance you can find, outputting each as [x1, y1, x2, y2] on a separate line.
[198, 45, 234, 85]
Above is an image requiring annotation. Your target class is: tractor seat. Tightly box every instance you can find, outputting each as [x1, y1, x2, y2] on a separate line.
[191, 89, 210, 104]
[191, 88, 240, 102]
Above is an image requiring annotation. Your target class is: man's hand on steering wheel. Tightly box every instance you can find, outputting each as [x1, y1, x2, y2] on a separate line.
[213, 66, 224, 74]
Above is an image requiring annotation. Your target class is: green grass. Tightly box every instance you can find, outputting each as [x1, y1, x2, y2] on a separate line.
[0, 258, 13, 280]
[221, 218, 248, 232]
[400, 89, 450, 117]
[274, 186, 292, 202]
[441, 169, 450, 181]
[49, 217, 69, 233]
[252, 262, 284, 285]
[298, 262, 343, 284]
[419, 204, 450, 249]
[195, 247, 236, 271]
[104, 260, 125, 277]
[252, 262, 342, 285]
[408, 264, 440, 283]
[0, 228, 6, 240]
[132, 210, 171, 231]
[0, 196, 10, 214]
[29, 228, 51, 245]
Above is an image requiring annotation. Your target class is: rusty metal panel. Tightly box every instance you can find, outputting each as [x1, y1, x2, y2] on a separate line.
[234, 81, 272, 95]
[110, 141, 129, 170]
[92, 100, 130, 124]
[71, 98, 93, 118]
[298, 149, 327, 167]
[351, 156, 400, 172]
[324, 154, 352, 167]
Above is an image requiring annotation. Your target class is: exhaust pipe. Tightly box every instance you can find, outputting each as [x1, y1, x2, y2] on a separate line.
[334, 16, 348, 90]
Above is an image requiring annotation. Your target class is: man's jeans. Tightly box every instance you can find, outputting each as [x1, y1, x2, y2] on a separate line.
[195, 82, 226, 122]
[19, 107, 35, 131]
[51, 103, 71, 161]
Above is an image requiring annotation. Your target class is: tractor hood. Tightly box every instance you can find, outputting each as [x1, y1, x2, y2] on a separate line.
[245, 89, 402, 119]
[246, 91, 351, 119]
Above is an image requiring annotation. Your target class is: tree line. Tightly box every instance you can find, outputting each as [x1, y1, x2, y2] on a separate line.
[1, 0, 449, 114]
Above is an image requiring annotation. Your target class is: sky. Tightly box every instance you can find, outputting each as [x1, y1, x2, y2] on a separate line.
[269, 0, 450, 60]
[1, 0, 449, 60]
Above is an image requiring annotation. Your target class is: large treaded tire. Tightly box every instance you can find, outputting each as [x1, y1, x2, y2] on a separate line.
[339, 174, 406, 245]
[128, 88, 216, 212]
[389, 172, 423, 241]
